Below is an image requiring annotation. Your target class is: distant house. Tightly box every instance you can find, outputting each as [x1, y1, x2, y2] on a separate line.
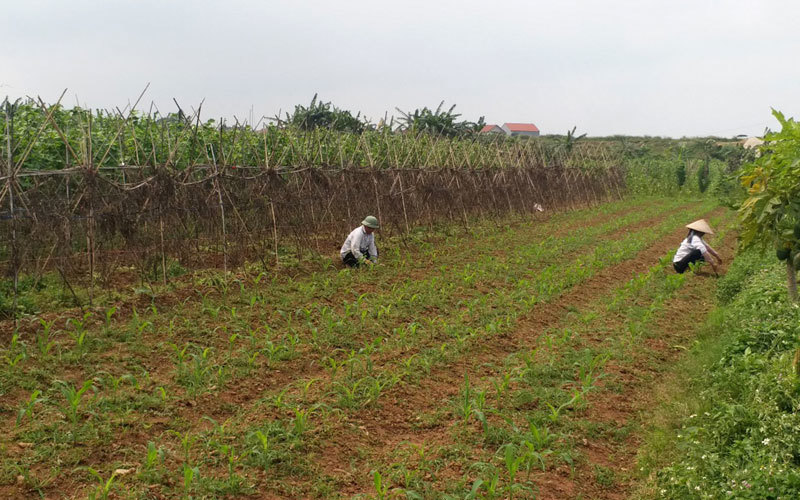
[480, 124, 505, 134]
[742, 137, 764, 149]
[501, 123, 540, 137]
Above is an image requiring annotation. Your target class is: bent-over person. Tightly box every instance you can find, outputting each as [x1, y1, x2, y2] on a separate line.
[672, 219, 722, 275]
[341, 216, 379, 267]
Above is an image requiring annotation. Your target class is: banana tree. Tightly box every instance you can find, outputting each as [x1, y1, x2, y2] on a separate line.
[738, 109, 800, 301]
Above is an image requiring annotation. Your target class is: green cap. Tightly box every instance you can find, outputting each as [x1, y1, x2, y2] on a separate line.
[361, 215, 380, 229]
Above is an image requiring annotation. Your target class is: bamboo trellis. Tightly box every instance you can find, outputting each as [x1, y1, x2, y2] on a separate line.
[0, 96, 626, 318]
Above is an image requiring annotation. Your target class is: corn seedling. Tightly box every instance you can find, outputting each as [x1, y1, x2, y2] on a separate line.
[36, 318, 56, 357]
[501, 444, 526, 493]
[155, 386, 168, 402]
[300, 378, 318, 400]
[292, 408, 310, 437]
[168, 430, 199, 464]
[57, 379, 93, 426]
[470, 470, 500, 500]
[373, 470, 389, 500]
[459, 372, 473, 423]
[492, 370, 514, 398]
[334, 378, 366, 408]
[141, 441, 166, 483]
[103, 306, 117, 331]
[247, 430, 276, 470]
[182, 463, 199, 497]
[86, 468, 116, 500]
[227, 332, 239, 359]
[170, 342, 190, 371]
[3, 347, 25, 368]
[245, 351, 259, 374]
[66, 312, 91, 355]
[16, 389, 44, 426]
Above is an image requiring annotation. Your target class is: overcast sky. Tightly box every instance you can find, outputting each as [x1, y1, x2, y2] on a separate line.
[3, 0, 799, 137]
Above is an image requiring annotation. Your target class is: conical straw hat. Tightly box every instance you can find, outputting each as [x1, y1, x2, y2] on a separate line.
[685, 219, 714, 235]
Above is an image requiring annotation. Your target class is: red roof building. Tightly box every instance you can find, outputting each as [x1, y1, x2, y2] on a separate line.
[480, 124, 504, 134]
[501, 123, 540, 136]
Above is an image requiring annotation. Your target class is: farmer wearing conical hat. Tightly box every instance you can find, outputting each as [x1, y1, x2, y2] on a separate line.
[672, 219, 722, 274]
[341, 216, 380, 267]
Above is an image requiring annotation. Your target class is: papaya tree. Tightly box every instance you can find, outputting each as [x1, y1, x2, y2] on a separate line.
[738, 109, 800, 301]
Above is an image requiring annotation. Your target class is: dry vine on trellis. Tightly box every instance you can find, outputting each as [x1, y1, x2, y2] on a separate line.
[1, 94, 625, 316]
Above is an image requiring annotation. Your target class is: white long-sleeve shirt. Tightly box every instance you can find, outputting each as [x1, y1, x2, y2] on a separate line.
[340, 226, 378, 262]
[673, 233, 708, 263]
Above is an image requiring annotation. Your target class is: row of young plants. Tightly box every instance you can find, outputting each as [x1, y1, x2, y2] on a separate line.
[4, 197, 673, 419]
[353, 212, 732, 499]
[213, 198, 713, 427]
[1, 198, 671, 496]
[0, 197, 712, 497]
[252, 206, 728, 497]
[638, 248, 800, 499]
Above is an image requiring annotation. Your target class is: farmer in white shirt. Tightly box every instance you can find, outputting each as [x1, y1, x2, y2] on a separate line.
[341, 216, 379, 267]
[672, 219, 722, 274]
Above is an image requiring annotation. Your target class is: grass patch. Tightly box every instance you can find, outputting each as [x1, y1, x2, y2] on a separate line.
[636, 248, 800, 498]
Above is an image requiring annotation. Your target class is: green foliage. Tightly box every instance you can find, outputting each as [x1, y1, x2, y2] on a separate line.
[675, 162, 686, 188]
[624, 156, 684, 196]
[0, 274, 46, 318]
[285, 94, 366, 134]
[653, 255, 800, 498]
[716, 248, 762, 304]
[738, 109, 800, 251]
[738, 109, 800, 300]
[395, 101, 484, 138]
[696, 160, 710, 193]
[373, 470, 389, 500]
[562, 126, 587, 154]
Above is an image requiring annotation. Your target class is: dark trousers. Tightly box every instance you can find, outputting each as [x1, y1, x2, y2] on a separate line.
[342, 251, 371, 268]
[673, 249, 704, 274]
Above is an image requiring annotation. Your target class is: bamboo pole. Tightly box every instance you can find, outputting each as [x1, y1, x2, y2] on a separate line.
[270, 201, 279, 267]
[209, 142, 228, 274]
[397, 170, 410, 234]
[4, 100, 19, 327]
[455, 173, 469, 230]
[371, 170, 383, 230]
[159, 212, 168, 287]
[87, 112, 96, 306]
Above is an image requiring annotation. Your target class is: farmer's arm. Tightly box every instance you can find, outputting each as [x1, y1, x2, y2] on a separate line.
[705, 254, 719, 274]
[705, 244, 722, 263]
[699, 244, 720, 274]
[696, 238, 720, 274]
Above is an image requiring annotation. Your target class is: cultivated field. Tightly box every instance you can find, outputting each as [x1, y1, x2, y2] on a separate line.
[0, 195, 735, 499]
